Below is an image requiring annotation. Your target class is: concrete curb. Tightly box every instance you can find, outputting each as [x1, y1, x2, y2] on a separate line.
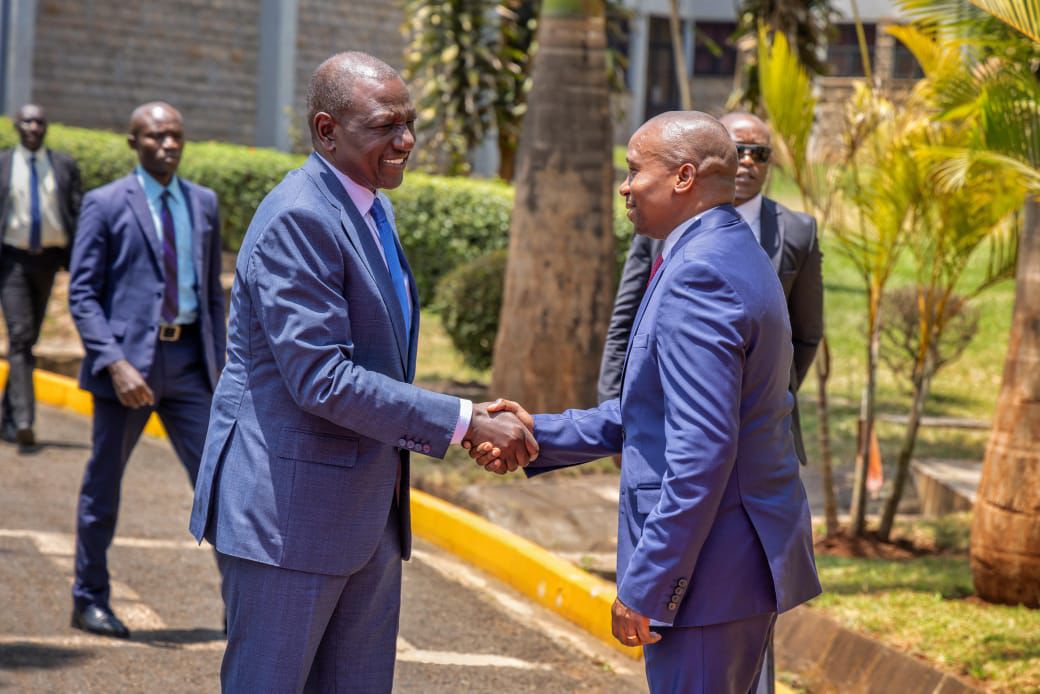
[776, 606, 983, 693]
[4, 362, 639, 660]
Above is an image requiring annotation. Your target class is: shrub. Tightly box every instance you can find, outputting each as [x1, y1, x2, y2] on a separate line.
[434, 249, 508, 370]
[0, 117, 631, 306]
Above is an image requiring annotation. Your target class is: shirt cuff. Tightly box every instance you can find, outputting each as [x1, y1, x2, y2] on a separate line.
[450, 399, 473, 445]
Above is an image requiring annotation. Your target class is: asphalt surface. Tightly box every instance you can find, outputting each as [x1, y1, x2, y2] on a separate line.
[0, 404, 647, 693]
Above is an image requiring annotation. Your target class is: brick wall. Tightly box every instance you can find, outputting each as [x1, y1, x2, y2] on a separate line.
[29, 0, 407, 148]
[291, 0, 407, 149]
[32, 0, 261, 143]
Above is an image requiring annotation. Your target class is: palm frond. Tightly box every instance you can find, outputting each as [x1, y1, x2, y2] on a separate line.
[969, 0, 1040, 44]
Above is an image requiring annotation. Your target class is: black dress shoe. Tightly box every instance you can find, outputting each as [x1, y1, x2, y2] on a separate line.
[71, 604, 130, 639]
[15, 428, 34, 447]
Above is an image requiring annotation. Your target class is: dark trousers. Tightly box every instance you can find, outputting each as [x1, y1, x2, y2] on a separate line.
[0, 245, 65, 432]
[73, 328, 214, 609]
[218, 504, 403, 693]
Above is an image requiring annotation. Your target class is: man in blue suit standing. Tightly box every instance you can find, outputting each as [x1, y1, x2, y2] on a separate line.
[189, 52, 535, 692]
[68, 102, 226, 638]
[473, 112, 821, 692]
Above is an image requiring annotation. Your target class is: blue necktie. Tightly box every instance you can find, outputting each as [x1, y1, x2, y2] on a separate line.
[28, 154, 41, 252]
[369, 198, 411, 336]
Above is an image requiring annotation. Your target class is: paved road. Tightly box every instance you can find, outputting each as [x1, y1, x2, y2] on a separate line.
[0, 404, 646, 693]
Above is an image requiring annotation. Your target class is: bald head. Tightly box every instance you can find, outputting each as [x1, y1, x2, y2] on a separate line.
[639, 111, 738, 184]
[127, 101, 184, 186]
[14, 103, 47, 151]
[129, 101, 181, 137]
[306, 52, 402, 143]
[620, 111, 738, 239]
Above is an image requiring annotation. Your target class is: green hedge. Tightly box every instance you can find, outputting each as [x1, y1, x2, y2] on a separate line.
[0, 117, 635, 306]
[434, 249, 508, 369]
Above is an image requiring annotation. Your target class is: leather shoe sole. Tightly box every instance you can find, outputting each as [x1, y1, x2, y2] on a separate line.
[71, 605, 130, 639]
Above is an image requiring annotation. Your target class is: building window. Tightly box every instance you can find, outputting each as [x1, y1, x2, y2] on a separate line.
[891, 40, 924, 79]
[645, 16, 683, 118]
[693, 22, 737, 76]
[828, 23, 876, 77]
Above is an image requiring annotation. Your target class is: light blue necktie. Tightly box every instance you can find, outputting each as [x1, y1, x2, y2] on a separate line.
[28, 154, 41, 252]
[369, 198, 411, 336]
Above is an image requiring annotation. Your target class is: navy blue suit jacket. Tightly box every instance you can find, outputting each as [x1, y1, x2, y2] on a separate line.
[529, 205, 821, 628]
[190, 154, 460, 577]
[69, 173, 226, 398]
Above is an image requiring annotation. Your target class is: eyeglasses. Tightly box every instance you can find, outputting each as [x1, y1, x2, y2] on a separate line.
[735, 143, 772, 164]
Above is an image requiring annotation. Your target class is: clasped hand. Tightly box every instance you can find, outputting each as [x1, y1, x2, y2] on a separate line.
[462, 399, 536, 474]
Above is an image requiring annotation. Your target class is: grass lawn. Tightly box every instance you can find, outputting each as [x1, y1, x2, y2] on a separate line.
[813, 515, 1040, 692]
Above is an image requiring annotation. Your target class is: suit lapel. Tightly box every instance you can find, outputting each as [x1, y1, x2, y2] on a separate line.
[759, 197, 783, 272]
[126, 177, 163, 273]
[180, 180, 205, 304]
[303, 155, 410, 370]
[0, 152, 12, 238]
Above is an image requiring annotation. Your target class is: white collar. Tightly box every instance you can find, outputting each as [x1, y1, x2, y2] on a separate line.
[735, 193, 763, 227]
[319, 154, 377, 216]
[15, 144, 46, 161]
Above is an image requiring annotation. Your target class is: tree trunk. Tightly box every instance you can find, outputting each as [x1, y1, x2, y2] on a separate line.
[815, 337, 841, 537]
[878, 364, 932, 541]
[491, 0, 616, 413]
[850, 288, 882, 536]
[667, 0, 692, 110]
[971, 199, 1040, 607]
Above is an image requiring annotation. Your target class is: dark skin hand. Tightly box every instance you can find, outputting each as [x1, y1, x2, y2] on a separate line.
[464, 399, 535, 474]
[463, 401, 538, 473]
[611, 596, 661, 647]
[107, 359, 155, 409]
[470, 401, 660, 647]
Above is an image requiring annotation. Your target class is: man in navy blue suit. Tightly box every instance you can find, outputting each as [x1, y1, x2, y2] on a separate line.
[189, 53, 535, 692]
[473, 111, 821, 692]
[68, 102, 225, 639]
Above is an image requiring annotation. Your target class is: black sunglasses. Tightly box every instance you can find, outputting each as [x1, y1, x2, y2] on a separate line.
[735, 143, 772, 164]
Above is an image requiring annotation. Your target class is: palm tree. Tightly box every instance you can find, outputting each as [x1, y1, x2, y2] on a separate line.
[491, 0, 616, 412]
[896, 0, 1040, 605]
[756, 28, 841, 535]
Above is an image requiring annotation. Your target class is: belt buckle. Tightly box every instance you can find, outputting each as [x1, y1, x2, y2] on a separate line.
[158, 324, 181, 342]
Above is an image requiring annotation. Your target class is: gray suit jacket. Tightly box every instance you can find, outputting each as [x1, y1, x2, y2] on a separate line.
[598, 196, 822, 462]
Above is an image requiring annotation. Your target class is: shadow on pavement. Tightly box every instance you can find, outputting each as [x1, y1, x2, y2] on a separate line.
[0, 642, 93, 671]
[132, 628, 225, 647]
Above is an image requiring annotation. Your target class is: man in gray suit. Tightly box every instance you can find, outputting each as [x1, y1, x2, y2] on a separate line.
[599, 111, 822, 460]
[597, 111, 823, 692]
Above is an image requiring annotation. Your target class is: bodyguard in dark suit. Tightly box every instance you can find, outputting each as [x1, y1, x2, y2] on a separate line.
[598, 112, 823, 465]
[68, 102, 225, 638]
[0, 104, 82, 450]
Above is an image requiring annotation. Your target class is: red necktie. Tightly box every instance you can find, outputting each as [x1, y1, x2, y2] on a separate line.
[646, 254, 664, 288]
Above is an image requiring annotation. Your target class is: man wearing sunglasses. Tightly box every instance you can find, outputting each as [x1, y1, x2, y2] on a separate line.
[597, 110, 823, 693]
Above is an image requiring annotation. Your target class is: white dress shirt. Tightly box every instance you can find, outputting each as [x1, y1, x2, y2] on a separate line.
[321, 156, 472, 444]
[735, 193, 763, 244]
[4, 144, 66, 249]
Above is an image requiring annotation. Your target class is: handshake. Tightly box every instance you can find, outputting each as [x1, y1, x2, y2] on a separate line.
[461, 399, 536, 474]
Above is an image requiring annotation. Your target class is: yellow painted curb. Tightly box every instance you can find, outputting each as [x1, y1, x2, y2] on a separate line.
[412, 488, 641, 660]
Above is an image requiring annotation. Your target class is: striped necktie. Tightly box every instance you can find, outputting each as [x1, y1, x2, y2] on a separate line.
[369, 198, 411, 336]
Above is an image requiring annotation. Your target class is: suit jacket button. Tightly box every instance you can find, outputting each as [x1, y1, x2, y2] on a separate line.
[674, 586, 685, 596]
[422, 444, 431, 453]
[677, 578, 689, 588]
[398, 438, 407, 447]
[667, 602, 678, 611]
[406, 441, 415, 450]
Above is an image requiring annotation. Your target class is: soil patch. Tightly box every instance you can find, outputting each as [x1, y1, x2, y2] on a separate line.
[814, 529, 962, 559]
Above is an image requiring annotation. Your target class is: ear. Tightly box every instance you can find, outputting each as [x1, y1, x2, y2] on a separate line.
[313, 112, 337, 152]
[674, 163, 696, 194]
[127, 134, 137, 151]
